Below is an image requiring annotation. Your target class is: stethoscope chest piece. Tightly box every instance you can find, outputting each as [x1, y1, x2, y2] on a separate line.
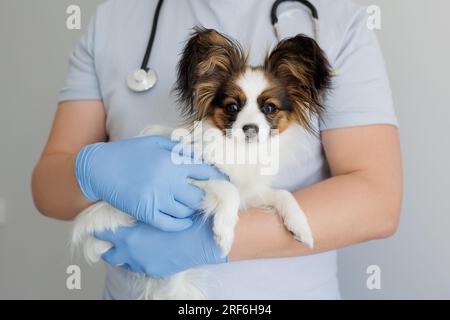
[127, 69, 158, 92]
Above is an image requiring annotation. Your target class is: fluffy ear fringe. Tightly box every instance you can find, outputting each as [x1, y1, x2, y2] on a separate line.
[175, 27, 247, 123]
[175, 29, 332, 133]
[265, 34, 333, 133]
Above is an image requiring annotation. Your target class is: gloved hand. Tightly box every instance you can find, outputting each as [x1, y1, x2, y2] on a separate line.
[76, 135, 227, 231]
[95, 217, 227, 278]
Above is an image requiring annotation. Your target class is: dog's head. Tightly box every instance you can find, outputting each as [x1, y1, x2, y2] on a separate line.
[175, 27, 332, 143]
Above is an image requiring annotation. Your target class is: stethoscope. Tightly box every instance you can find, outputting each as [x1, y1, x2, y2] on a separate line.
[127, 0, 319, 93]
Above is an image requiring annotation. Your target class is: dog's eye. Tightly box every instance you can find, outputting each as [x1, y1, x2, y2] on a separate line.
[225, 103, 240, 114]
[262, 103, 277, 115]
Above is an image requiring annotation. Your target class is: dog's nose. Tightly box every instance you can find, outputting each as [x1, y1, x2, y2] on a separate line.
[242, 124, 259, 139]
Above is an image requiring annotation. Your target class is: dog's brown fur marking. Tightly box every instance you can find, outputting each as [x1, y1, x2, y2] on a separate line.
[175, 28, 332, 134]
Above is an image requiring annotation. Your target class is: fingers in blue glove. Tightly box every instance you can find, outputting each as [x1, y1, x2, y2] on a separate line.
[173, 164, 228, 211]
[152, 211, 193, 232]
[76, 134, 227, 233]
[149, 135, 179, 151]
[94, 229, 117, 243]
[159, 198, 196, 219]
[101, 247, 123, 266]
[150, 136, 200, 162]
[187, 163, 229, 181]
[173, 183, 205, 211]
[95, 229, 143, 273]
[94, 219, 226, 278]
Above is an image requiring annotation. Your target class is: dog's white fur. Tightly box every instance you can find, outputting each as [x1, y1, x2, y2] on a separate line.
[71, 69, 314, 299]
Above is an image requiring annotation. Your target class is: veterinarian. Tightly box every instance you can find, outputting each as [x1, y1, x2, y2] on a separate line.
[32, 0, 402, 299]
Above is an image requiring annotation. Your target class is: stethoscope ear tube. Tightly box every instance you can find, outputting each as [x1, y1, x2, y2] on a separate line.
[140, 0, 165, 72]
[271, 0, 318, 22]
[271, 0, 319, 42]
[128, 0, 320, 92]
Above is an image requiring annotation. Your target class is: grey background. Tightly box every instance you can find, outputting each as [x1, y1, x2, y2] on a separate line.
[0, 0, 449, 299]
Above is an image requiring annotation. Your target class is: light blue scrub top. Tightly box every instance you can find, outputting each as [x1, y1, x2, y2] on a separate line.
[59, 0, 398, 299]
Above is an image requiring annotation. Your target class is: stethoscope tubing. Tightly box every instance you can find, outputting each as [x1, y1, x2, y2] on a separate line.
[128, 0, 319, 92]
[141, 0, 165, 71]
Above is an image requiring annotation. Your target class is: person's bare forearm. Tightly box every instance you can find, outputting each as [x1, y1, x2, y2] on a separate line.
[32, 153, 92, 220]
[229, 170, 402, 261]
[32, 101, 106, 220]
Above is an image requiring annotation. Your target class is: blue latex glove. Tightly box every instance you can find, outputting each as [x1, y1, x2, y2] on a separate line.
[95, 217, 227, 278]
[76, 135, 227, 231]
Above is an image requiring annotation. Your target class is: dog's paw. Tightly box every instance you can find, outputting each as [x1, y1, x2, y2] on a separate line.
[292, 226, 314, 249]
[283, 207, 314, 248]
[213, 228, 234, 258]
[190, 179, 240, 257]
[270, 190, 314, 249]
[212, 212, 236, 257]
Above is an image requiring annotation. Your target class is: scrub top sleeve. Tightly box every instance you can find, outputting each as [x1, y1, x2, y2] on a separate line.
[320, 7, 398, 131]
[58, 12, 102, 103]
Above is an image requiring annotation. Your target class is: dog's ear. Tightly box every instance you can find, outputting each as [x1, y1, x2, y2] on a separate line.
[175, 27, 247, 121]
[264, 35, 332, 131]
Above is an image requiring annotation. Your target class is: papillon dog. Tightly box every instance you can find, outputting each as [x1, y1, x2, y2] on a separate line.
[72, 27, 332, 299]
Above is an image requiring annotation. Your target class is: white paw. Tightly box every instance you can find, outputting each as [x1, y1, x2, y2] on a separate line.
[189, 179, 240, 257]
[283, 207, 314, 248]
[212, 211, 237, 257]
[213, 226, 235, 258]
[292, 226, 314, 249]
[270, 190, 314, 249]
